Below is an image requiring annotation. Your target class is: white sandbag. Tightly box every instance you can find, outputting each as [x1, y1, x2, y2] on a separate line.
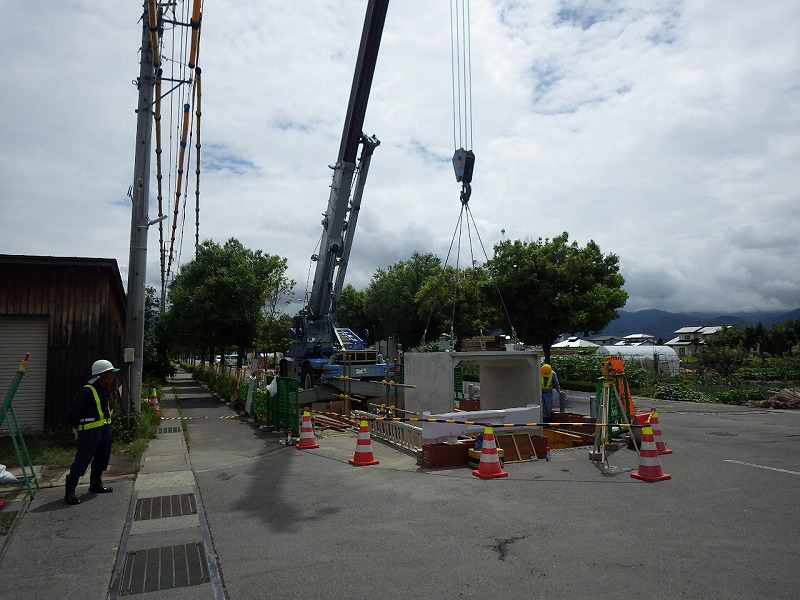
[0, 464, 19, 484]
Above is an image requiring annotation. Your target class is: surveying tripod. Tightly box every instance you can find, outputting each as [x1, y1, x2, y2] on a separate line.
[591, 357, 638, 472]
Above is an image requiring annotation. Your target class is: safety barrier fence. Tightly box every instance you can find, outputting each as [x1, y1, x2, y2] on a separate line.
[342, 414, 642, 428]
[353, 410, 422, 453]
[322, 407, 645, 454]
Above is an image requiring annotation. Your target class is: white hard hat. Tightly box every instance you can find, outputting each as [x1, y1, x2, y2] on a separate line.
[91, 359, 119, 376]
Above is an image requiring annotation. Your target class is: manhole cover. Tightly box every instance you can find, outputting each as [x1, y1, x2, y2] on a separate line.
[705, 431, 738, 437]
[121, 542, 208, 594]
[135, 494, 197, 521]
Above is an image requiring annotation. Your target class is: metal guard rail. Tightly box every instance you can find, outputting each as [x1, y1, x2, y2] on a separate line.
[353, 410, 422, 453]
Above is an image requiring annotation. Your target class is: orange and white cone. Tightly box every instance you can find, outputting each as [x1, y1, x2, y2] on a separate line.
[149, 388, 162, 417]
[349, 419, 379, 466]
[296, 410, 319, 450]
[472, 424, 508, 479]
[631, 425, 671, 482]
[649, 407, 673, 455]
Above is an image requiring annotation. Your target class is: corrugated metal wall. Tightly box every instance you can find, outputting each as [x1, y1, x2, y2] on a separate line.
[0, 257, 126, 430]
[0, 317, 48, 433]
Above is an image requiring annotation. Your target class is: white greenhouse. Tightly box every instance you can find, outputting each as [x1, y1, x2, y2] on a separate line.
[596, 345, 681, 376]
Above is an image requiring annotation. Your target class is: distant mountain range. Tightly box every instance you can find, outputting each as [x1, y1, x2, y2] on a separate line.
[591, 307, 800, 343]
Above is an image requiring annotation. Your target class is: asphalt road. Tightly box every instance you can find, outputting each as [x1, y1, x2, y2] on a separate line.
[171, 382, 800, 600]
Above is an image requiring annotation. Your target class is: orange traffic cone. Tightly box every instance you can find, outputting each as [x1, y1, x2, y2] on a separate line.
[296, 410, 319, 450]
[631, 425, 671, 482]
[649, 407, 673, 455]
[349, 419, 379, 466]
[472, 424, 508, 479]
[149, 388, 162, 417]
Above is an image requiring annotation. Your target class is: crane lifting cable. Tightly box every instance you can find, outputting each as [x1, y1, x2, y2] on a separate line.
[450, 0, 475, 203]
[424, 198, 519, 349]
[419, 1, 519, 348]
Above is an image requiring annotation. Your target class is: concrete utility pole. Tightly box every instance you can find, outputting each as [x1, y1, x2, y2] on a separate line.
[123, 7, 156, 414]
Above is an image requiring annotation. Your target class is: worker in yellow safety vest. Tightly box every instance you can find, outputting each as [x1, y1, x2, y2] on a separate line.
[540, 363, 561, 422]
[64, 359, 118, 505]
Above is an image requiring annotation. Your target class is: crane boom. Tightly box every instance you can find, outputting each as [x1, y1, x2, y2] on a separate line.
[282, 0, 392, 391]
[307, 0, 389, 318]
[338, 1, 388, 164]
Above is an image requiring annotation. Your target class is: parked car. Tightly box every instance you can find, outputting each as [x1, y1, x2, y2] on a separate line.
[214, 354, 239, 365]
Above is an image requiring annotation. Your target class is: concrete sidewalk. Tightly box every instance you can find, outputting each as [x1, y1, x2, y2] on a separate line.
[0, 369, 226, 599]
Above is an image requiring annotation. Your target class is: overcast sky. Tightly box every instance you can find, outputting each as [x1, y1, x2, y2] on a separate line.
[2, 1, 798, 316]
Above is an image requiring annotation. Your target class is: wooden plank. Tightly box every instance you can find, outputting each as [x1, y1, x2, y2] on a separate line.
[495, 434, 522, 462]
[312, 415, 347, 431]
[513, 433, 534, 459]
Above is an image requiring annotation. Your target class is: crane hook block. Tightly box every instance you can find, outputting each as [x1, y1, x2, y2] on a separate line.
[452, 148, 475, 184]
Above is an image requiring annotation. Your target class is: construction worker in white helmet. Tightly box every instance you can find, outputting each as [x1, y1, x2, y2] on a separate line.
[64, 359, 119, 505]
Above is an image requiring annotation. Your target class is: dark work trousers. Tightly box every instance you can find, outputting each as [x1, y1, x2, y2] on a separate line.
[68, 425, 112, 481]
[541, 389, 554, 421]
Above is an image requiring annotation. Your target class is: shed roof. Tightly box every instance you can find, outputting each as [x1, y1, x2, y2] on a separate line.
[0, 254, 126, 309]
[674, 326, 703, 334]
[552, 337, 599, 348]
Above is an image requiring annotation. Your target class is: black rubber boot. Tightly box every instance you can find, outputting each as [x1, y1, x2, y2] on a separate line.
[89, 475, 113, 494]
[64, 475, 81, 505]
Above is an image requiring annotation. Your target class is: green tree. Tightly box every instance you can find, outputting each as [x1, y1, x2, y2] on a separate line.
[259, 255, 295, 353]
[697, 326, 745, 375]
[763, 319, 800, 356]
[487, 232, 628, 362]
[255, 313, 292, 355]
[416, 264, 504, 348]
[743, 321, 766, 356]
[164, 238, 289, 363]
[363, 252, 442, 348]
[142, 286, 173, 381]
[336, 284, 371, 341]
[738, 319, 800, 358]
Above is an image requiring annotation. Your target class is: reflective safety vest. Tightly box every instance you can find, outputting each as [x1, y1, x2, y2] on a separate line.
[541, 373, 554, 391]
[76, 384, 112, 431]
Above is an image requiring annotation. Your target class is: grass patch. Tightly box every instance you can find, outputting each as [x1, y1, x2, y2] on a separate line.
[0, 512, 18, 536]
[111, 402, 161, 472]
[0, 430, 74, 469]
[0, 401, 161, 473]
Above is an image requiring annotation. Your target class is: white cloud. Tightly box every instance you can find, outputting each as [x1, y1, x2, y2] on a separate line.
[1, 0, 798, 317]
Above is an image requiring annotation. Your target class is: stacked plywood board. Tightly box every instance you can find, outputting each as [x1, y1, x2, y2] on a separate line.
[494, 433, 548, 461]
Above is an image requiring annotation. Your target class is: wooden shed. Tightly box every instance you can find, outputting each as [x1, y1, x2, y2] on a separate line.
[0, 255, 126, 432]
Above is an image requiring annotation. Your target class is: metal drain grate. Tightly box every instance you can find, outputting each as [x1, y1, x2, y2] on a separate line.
[157, 425, 181, 434]
[705, 431, 739, 437]
[135, 494, 197, 521]
[120, 542, 208, 594]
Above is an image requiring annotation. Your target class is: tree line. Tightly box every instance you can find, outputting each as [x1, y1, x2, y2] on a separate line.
[698, 319, 800, 375]
[154, 232, 628, 364]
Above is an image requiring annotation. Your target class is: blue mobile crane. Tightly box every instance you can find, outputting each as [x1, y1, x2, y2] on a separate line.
[279, 0, 395, 392]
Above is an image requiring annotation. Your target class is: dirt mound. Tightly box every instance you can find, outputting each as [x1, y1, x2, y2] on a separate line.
[748, 388, 800, 409]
